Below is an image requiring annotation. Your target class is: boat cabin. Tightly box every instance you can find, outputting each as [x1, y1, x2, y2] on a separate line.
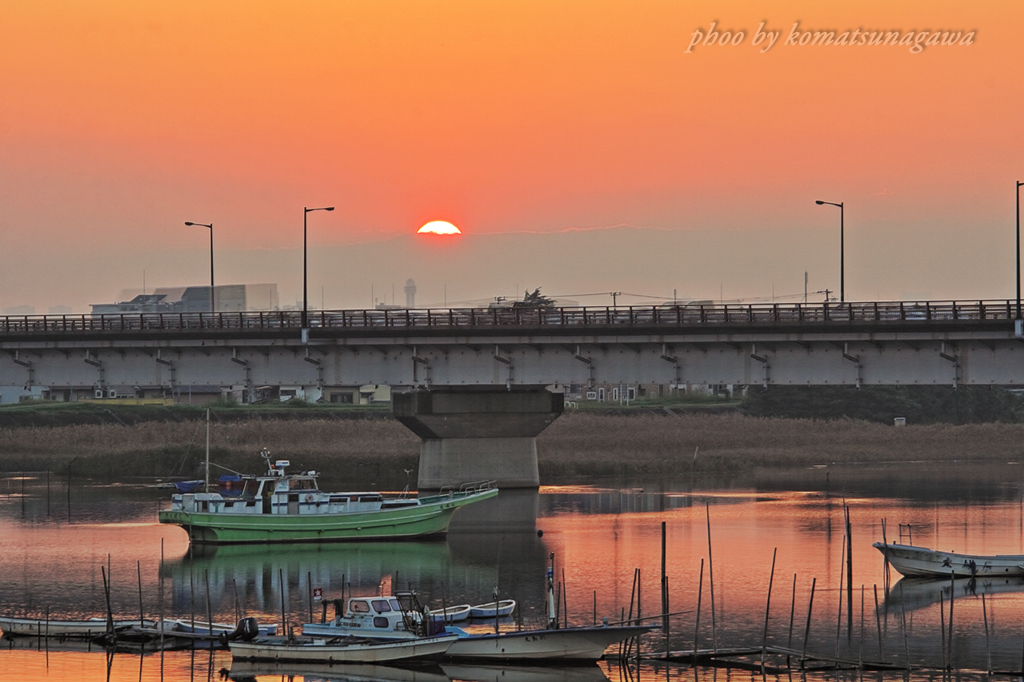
[168, 460, 394, 516]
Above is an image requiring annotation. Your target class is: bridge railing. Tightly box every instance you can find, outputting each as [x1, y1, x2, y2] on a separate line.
[0, 300, 1016, 335]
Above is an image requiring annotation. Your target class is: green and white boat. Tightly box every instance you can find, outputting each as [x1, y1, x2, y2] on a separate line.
[159, 451, 497, 544]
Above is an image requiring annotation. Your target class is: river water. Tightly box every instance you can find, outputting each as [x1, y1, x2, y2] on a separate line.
[2, 461, 1023, 681]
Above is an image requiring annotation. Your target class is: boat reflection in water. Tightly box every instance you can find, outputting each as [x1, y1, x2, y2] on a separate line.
[883, 575, 1024, 614]
[227, 660, 450, 682]
[161, 490, 552, 624]
[226, 660, 611, 682]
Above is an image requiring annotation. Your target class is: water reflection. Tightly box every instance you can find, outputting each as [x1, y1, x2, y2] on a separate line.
[6, 464, 1024, 679]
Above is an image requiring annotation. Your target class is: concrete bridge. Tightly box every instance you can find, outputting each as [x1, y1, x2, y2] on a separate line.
[3, 299, 1023, 488]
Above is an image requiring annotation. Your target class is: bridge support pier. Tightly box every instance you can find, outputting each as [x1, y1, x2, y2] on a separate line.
[393, 386, 563, 491]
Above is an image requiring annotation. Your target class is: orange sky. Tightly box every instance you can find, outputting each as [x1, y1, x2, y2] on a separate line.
[1, 1, 1022, 311]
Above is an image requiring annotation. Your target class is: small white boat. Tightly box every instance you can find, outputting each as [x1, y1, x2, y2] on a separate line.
[469, 600, 516, 619]
[228, 633, 459, 663]
[429, 604, 472, 623]
[444, 624, 658, 662]
[0, 616, 153, 639]
[302, 591, 441, 641]
[874, 542, 1024, 578]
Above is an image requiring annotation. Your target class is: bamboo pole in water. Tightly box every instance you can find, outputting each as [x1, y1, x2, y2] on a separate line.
[101, 565, 114, 642]
[661, 521, 669, 656]
[308, 571, 313, 625]
[760, 547, 777, 674]
[160, 538, 164, 652]
[801, 577, 816, 665]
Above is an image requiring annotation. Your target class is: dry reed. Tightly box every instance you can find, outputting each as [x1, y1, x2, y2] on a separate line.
[0, 411, 1021, 481]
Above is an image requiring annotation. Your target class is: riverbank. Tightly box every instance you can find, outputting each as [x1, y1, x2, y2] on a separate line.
[1, 409, 1022, 484]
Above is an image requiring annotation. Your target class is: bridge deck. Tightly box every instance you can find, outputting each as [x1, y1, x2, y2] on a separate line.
[0, 300, 1018, 340]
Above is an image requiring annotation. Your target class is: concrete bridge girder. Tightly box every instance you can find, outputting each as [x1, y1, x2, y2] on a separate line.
[1, 332, 1024, 389]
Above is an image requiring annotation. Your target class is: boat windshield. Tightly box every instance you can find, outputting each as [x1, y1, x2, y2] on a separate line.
[371, 600, 391, 613]
[292, 478, 317, 491]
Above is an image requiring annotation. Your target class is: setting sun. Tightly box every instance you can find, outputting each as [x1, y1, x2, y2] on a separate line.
[417, 221, 462, 235]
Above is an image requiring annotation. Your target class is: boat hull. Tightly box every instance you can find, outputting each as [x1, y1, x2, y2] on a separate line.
[444, 625, 657, 662]
[0, 617, 149, 639]
[874, 542, 1024, 578]
[469, 600, 516, 619]
[159, 488, 497, 544]
[229, 634, 458, 663]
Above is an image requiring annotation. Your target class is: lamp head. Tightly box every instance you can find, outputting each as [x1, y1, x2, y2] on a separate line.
[325, 207, 335, 211]
[184, 221, 195, 226]
[815, 201, 825, 205]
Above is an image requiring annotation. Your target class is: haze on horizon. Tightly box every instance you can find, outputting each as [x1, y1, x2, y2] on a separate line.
[1, 1, 1021, 314]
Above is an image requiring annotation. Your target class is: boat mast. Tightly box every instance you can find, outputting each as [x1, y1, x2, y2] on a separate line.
[205, 408, 211, 493]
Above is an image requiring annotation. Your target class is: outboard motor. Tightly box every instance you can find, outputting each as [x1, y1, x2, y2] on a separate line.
[219, 617, 260, 645]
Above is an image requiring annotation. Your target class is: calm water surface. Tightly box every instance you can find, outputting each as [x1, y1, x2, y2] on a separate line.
[2, 461, 1024, 681]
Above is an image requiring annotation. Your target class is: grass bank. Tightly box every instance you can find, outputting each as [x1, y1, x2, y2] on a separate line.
[1, 410, 1023, 484]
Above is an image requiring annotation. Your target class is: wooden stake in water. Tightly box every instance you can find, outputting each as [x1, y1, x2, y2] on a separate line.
[100, 565, 115, 642]
[982, 592, 992, 674]
[137, 561, 144, 626]
[940, 591, 947, 670]
[760, 547, 777, 674]
[661, 521, 669, 654]
[308, 571, 314, 625]
[706, 503, 718, 652]
[835, 539, 845, 658]
[947, 571, 955, 670]
[845, 505, 853, 640]
[801, 577, 816, 665]
[205, 569, 213, 637]
[693, 558, 704, 662]
[280, 568, 288, 640]
[873, 584, 884, 660]
[787, 573, 797, 668]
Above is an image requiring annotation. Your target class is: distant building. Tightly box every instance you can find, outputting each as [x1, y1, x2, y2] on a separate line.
[90, 284, 279, 315]
[3, 304, 35, 315]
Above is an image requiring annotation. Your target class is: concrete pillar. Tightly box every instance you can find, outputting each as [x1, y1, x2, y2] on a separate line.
[393, 386, 563, 490]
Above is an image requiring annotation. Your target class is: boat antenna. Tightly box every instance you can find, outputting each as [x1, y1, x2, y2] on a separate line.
[260, 448, 273, 474]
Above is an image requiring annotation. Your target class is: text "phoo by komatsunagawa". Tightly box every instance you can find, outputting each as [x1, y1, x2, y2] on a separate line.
[686, 21, 976, 54]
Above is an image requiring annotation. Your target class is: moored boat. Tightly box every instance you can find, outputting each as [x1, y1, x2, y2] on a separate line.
[873, 542, 1024, 578]
[302, 591, 443, 640]
[0, 616, 153, 639]
[429, 604, 472, 623]
[469, 600, 516, 619]
[228, 633, 459, 663]
[443, 623, 658, 662]
[158, 449, 497, 544]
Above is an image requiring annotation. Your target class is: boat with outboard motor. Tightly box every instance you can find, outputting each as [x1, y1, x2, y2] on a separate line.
[873, 542, 1024, 578]
[302, 591, 443, 640]
[159, 449, 497, 544]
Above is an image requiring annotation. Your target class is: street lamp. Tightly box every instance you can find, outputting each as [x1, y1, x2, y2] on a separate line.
[815, 200, 844, 302]
[1017, 181, 1023, 319]
[303, 206, 335, 330]
[185, 221, 214, 312]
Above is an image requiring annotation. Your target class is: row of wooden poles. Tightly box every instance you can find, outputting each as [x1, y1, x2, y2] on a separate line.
[599, 504, 1021, 674]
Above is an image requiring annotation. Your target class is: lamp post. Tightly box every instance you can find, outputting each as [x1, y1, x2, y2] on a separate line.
[185, 221, 214, 312]
[303, 206, 335, 330]
[1017, 181, 1023, 319]
[815, 200, 844, 302]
